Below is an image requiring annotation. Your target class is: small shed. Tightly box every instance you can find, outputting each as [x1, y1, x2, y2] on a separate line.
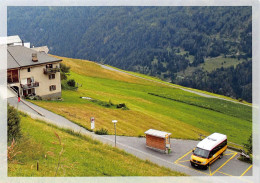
[145, 129, 171, 153]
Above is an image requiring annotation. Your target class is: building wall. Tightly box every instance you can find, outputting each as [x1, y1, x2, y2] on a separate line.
[19, 62, 62, 99]
[146, 135, 166, 151]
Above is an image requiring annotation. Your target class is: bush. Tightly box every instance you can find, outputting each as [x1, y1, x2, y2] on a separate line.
[60, 63, 70, 73]
[60, 63, 70, 80]
[67, 79, 76, 87]
[60, 72, 67, 80]
[117, 103, 129, 110]
[8, 105, 21, 142]
[239, 133, 253, 164]
[95, 128, 108, 135]
[243, 133, 252, 155]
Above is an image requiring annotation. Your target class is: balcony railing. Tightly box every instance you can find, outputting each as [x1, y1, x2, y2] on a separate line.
[21, 82, 39, 89]
[43, 67, 60, 74]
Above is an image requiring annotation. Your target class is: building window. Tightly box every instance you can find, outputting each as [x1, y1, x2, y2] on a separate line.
[49, 85, 56, 91]
[49, 74, 55, 80]
[46, 64, 53, 68]
[27, 68, 31, 72]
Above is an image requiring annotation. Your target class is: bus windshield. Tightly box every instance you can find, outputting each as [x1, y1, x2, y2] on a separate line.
[193, 147, 210, 158]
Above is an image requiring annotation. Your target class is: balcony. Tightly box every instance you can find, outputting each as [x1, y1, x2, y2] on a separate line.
[43, 67, 60, 75]
[21, 82, 40, 89]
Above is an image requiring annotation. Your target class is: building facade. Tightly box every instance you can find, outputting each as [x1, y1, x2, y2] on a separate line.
[7, 45, 62, 99]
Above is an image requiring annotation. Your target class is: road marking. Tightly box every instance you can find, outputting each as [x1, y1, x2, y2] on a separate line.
[174, 150, 192, 163]
[217, 171, 232, 176]
[226, 149, 238, 153]
[209, 166, 212, 175]
[178, 160, 191, 163]
[211, 152, 237, 176]
[174, 150, 210, 175]
[224, 153, 236, 156]
[240, 165, 252, 177]
[175, 160, 210, 176]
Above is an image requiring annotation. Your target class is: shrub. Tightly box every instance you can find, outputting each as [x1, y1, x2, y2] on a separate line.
[117, 103, 129, 110]
[8, 105, 21, 142]
[239, 133, 253, 164]
[60, 63, 70, 73]
[243, 133, 252, 155]
[95, 128, 108, 135]
[67, 79, 76, 87]
[60, 72, 67, 80]
[60, 63, 70, 80]
[7, 139, 22, 163]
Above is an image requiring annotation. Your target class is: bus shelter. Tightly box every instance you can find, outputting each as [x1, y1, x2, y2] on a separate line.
[145, 129, 171, 154]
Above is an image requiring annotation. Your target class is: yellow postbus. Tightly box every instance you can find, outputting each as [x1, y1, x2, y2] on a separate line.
[190, 133, 227, 169]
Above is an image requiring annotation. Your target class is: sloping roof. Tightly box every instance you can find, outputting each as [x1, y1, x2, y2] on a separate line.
[7, 45, 62, 69]
[145, 129, 171, 138]
[7, 51, 20, 69]
[197, 133, 227, 151]
[31, 46, 49, 53]
[0, 35, 22, 45]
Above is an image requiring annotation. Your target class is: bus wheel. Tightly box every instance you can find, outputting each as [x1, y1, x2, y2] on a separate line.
[204, 164, 209, 170]
[219, 153, 223, 159]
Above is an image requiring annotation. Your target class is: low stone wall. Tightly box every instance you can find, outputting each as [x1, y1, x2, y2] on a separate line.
[41, 91, 61, 100]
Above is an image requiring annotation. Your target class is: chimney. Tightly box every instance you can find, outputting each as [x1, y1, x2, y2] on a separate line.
[32, 53, 38, 62]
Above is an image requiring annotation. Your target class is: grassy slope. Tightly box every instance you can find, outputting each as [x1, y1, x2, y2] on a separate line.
[8, 113, 184, 176]
[106, 64, 251, 105]
[31, 56, 252, 145]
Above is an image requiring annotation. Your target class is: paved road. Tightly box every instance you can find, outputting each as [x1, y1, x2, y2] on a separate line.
[99, 64, 251, 107]
[8, 97, 253, 180]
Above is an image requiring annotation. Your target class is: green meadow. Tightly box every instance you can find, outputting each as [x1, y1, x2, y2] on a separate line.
[31, 56, 252, 145]
[8, 113, 183, 176]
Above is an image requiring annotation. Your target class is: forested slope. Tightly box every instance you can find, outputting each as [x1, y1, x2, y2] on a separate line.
[7, 6, 252, 101]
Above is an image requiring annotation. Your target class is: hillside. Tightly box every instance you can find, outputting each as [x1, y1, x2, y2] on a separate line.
[30, 56, 252, 145]
[9, 113, 184, 176]
[7, 6, 252, 101]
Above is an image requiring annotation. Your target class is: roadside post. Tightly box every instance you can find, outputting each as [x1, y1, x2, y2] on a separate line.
[165, 134, 171, 154]
[112, 120, 118, 147]
[90, 117, 95, 130]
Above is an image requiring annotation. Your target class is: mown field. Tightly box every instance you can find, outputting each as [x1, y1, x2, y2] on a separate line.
[31, 56, 252, 145]
[8, 113, 184, 176]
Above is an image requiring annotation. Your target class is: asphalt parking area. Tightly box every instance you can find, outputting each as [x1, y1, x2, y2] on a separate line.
[175, 149, 252, 177]
[100, 135, 252, 177]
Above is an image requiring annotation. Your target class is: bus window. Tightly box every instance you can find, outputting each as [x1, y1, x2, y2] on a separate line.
[193, 148, 210, 159]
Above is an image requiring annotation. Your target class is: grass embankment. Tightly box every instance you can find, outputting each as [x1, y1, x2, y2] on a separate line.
[31, 56, 252, 145]
[106, 64, 251, 105]
[8, 113, 184, 176]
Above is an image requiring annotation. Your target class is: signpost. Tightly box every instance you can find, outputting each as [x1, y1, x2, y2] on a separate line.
[90, 117, 95, 130]
[112, 120, 118, 147]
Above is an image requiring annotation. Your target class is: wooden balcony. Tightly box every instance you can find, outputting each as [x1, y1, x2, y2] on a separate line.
[21, 82, 39, 89]
[43, 67, 60, 74]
